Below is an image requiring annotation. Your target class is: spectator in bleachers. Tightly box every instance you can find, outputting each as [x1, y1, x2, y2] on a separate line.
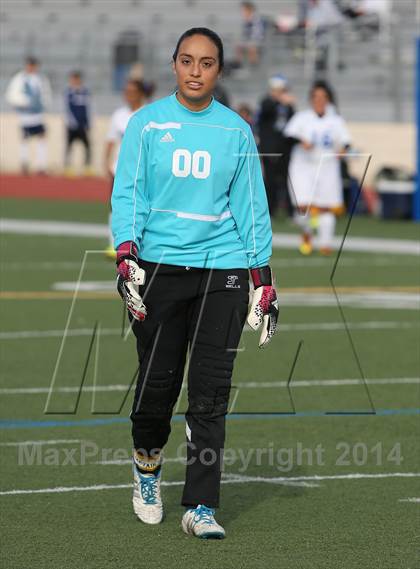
[104, 78, 148, 258]
[235, 1, 265, 67]
[342, 0, 391, 19]
[64, 71, 92, 176]
[5, 56, 52, 175]
[306, 0, 345, 74]
[341, 0, 391, 35]
[255, 74, 296, 217]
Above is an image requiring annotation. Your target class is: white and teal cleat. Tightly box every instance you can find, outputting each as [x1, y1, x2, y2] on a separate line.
[181, 504, 226, 539]
[132, 461, 163, 524]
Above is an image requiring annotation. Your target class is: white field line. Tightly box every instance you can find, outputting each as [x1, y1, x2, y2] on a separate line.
[0, 377, 418, 396]
[0, 219, 109, 238]
[0, 439, 81, 447]
[1, 219, 419, 255]
[280, 292, 420, 310]
[0, 479, 313, 496]
[0, 484, 134, 496]
[270, 258, 416, 268]
[398, 497, 420, 503]
[272, 233, 420, 255]
[222, 472, 420, 483]
[53, 281, 115, 292]
[1, 471, 419, 497]
[232, 377, 420, 388]
[1, 320, 418, 341]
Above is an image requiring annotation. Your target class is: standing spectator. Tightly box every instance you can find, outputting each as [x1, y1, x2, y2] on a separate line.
[104, 79, 147, 258]
[284, 81, 351, 255]
[256, 75, 295, 217]
[236, 2, 266, 66]
[307, 0, 345, 74]
[297, 0, 310, 27]
[5, 57, 51, 175]
[64, 71, 92, 176]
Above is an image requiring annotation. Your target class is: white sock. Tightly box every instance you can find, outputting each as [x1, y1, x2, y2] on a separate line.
[36, 139, 48, 171]
[20, 140, 29, 169]
[108, 212, 114, 248]
[318, 212, 336, 249]
[293, 211, 312, 237]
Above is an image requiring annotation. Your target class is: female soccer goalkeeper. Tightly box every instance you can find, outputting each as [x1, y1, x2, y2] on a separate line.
[111, 27, 278, 540]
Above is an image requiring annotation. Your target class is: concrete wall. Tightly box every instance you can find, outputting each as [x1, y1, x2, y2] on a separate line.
[0, 113, 415, 185]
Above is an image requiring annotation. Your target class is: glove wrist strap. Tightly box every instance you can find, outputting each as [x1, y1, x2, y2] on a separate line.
[250, 266, 272, 288]
[116, 241, 138, 266]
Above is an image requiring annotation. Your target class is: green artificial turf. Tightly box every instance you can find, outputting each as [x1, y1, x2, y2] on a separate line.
[0, 198, 419, 568]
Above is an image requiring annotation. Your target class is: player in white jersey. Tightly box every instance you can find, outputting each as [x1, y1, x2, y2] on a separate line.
[103, 79, 147, 258]
[5, 57, 52, 175]
[284, 81, 351, 255]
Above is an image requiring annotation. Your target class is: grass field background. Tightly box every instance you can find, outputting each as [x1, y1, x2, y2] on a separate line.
[0, 194, 419, 569]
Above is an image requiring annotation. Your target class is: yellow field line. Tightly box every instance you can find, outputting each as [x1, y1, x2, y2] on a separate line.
[0, 286, 419, 300]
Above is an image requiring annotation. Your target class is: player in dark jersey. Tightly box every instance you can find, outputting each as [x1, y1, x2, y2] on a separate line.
[64, 71, 92, 176]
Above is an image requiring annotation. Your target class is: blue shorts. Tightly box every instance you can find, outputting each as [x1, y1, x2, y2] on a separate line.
[22, 125, 46, 138]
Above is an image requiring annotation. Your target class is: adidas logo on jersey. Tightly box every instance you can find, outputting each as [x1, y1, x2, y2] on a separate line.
[160, 132, 175, 143]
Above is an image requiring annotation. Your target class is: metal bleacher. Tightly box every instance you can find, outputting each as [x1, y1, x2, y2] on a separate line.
[0, 0, 417, 121]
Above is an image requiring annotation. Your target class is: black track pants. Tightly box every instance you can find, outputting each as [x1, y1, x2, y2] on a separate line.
[130, 260, 249, 508]
[65, 127, 91, 166]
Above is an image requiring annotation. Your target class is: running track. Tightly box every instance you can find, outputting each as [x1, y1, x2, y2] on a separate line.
[0, 174, 110, 202]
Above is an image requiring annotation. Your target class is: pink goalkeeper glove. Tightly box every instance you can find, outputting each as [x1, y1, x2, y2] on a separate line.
[116, 241, 147, 321]
[247, 266, 279, 348]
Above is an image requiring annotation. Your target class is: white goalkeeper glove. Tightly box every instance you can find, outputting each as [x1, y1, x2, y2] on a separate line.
[247, 266, 279, 348]
[116, 241, 147, 321]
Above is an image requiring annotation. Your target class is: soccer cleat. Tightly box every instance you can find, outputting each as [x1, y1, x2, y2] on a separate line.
[132, 460, 163, 524]
[181, 504, 226, 539]
[299, 240, 313, 256]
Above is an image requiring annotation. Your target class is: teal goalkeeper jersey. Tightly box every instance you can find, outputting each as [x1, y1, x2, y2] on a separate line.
[111, 92, 272, 269]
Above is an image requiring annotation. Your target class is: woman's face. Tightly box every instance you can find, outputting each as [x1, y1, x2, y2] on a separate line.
[173, 34, 221, 105]
[311, 88, 330, 115]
